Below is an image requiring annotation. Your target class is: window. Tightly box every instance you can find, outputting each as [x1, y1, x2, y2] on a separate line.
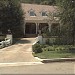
[42, 12, 47, 16]
[30, 11, 36, 16]
[28, 9, 36, 17]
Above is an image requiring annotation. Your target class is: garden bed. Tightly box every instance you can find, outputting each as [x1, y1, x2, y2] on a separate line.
[32, 44, 75, 59]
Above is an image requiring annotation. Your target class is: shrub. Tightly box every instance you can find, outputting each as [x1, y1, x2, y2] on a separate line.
[55, 46, 69, 53]
[69, 47, 75, 53]
[46, 39, 50, 45]
[32, 43, 43, 53]
[42, 45, 70, 53]
[42, 46, 55, 51]
[41, 44, 49, 48]
[47, 46, 55, 51]
[54, 38, 62, 45]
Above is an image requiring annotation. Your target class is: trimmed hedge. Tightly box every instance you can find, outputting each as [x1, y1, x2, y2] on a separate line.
[32, 43, 43, 53]
[32, 43, 75, 54]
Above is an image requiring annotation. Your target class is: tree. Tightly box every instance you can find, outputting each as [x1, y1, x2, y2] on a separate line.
[40, 0, 49, 5]
[0, 0, 24, 37]
[20, 0, 56, 5]
[0, 0, 7, 33]
[49, 0, 56, 5]
[56, 0, 75, 45]
[40, 0, 56, 5]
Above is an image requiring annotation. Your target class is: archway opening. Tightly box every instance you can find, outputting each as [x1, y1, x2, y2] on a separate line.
[25, 23, 36, 34]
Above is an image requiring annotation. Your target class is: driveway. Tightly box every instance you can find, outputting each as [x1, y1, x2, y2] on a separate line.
[0, 38, 40, 63]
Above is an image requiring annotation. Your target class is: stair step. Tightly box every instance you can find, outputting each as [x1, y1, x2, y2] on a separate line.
[25, 34, 37, 38]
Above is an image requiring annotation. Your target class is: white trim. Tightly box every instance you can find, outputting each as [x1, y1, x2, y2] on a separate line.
[30, 16, 36, 17]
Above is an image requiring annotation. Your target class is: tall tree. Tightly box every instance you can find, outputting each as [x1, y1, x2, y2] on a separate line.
[20, 0, 56, 5]
[0, 0, 24, 37]
[56, 0, 75, 45]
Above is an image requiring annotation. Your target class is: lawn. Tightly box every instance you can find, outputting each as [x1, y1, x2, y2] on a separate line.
[33, 51, 75, 59]
[32, 44, 75, 59]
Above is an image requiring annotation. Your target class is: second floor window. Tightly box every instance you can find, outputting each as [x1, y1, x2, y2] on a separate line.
[30, 11, 36, 16]
[42, 12, 47, 16]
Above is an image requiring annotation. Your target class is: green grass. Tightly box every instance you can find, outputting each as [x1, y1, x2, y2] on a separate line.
[33, 51, 75, 59]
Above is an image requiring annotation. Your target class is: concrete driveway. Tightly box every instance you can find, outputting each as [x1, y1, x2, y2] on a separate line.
[0, 38, 40, 63]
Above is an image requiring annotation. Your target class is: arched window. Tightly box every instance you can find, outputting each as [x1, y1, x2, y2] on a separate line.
[30, 11, 36, 16]
[28, 9, 36, 16]
[42, 11, 47, 16]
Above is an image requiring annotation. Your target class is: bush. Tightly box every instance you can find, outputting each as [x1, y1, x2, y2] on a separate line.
[41, 44, 49, 48]
[32, 43, 43, 53]
[46, 39, 50, 45]
[46, 38, 60, 45]
[42, 45, 70, 53]
[45, 46, 55, 51]
[69, 47, 75, 53]
[55, 46, 70, 53]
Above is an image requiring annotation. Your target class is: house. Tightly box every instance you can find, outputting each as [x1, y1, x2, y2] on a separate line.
[21, 3, 59, 37]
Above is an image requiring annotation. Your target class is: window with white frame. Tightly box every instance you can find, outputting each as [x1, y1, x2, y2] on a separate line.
[29, 9, 36, 16]
[30, 11, 36, 16]
[28, 9, 36, 17]
[42, 11, 47, 16]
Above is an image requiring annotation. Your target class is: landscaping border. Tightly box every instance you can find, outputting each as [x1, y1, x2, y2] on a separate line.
[42, 58, 75, 63]
[35, 57, 75, 63]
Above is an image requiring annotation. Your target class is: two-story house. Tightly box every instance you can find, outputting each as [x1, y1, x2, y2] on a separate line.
[21, 3, 59, 37]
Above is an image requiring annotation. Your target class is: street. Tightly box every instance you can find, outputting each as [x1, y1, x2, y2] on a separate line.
[0, 62, 74, 74]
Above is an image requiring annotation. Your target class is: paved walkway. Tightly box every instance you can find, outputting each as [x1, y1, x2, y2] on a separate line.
[0, 38, 40, 63]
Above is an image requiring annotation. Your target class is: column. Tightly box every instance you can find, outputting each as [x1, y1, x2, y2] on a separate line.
[36, 23, 39, 34]
[6, 34, 13, 44]
[48, 23, 51, 32]
[24, 22, 26, 35]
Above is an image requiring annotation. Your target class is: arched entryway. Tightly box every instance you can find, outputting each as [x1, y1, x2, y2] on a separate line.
[25, 23, 36, 37]
[25, 23, 36, 34]
[39, 23, 48, 30]
[39, 23, 49, 33]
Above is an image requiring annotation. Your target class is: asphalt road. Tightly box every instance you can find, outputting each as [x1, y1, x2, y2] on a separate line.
[0, 62, 74, 74]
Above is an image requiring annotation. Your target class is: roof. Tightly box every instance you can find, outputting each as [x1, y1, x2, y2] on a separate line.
[21, 3, 58, 23]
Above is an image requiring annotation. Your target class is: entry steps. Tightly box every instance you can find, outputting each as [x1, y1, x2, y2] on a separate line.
[25, 34, 37, 38]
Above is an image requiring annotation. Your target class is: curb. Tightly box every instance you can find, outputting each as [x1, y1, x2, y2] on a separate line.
[41, 58, 75, 63]
[35, 57, 75, 63]
[0, 62, 44, 67]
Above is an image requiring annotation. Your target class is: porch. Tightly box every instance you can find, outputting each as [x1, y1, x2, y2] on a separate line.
[23, 21, 60, 37]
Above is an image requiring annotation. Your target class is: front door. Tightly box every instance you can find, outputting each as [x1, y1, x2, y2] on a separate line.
[25, 23, 36, 34]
